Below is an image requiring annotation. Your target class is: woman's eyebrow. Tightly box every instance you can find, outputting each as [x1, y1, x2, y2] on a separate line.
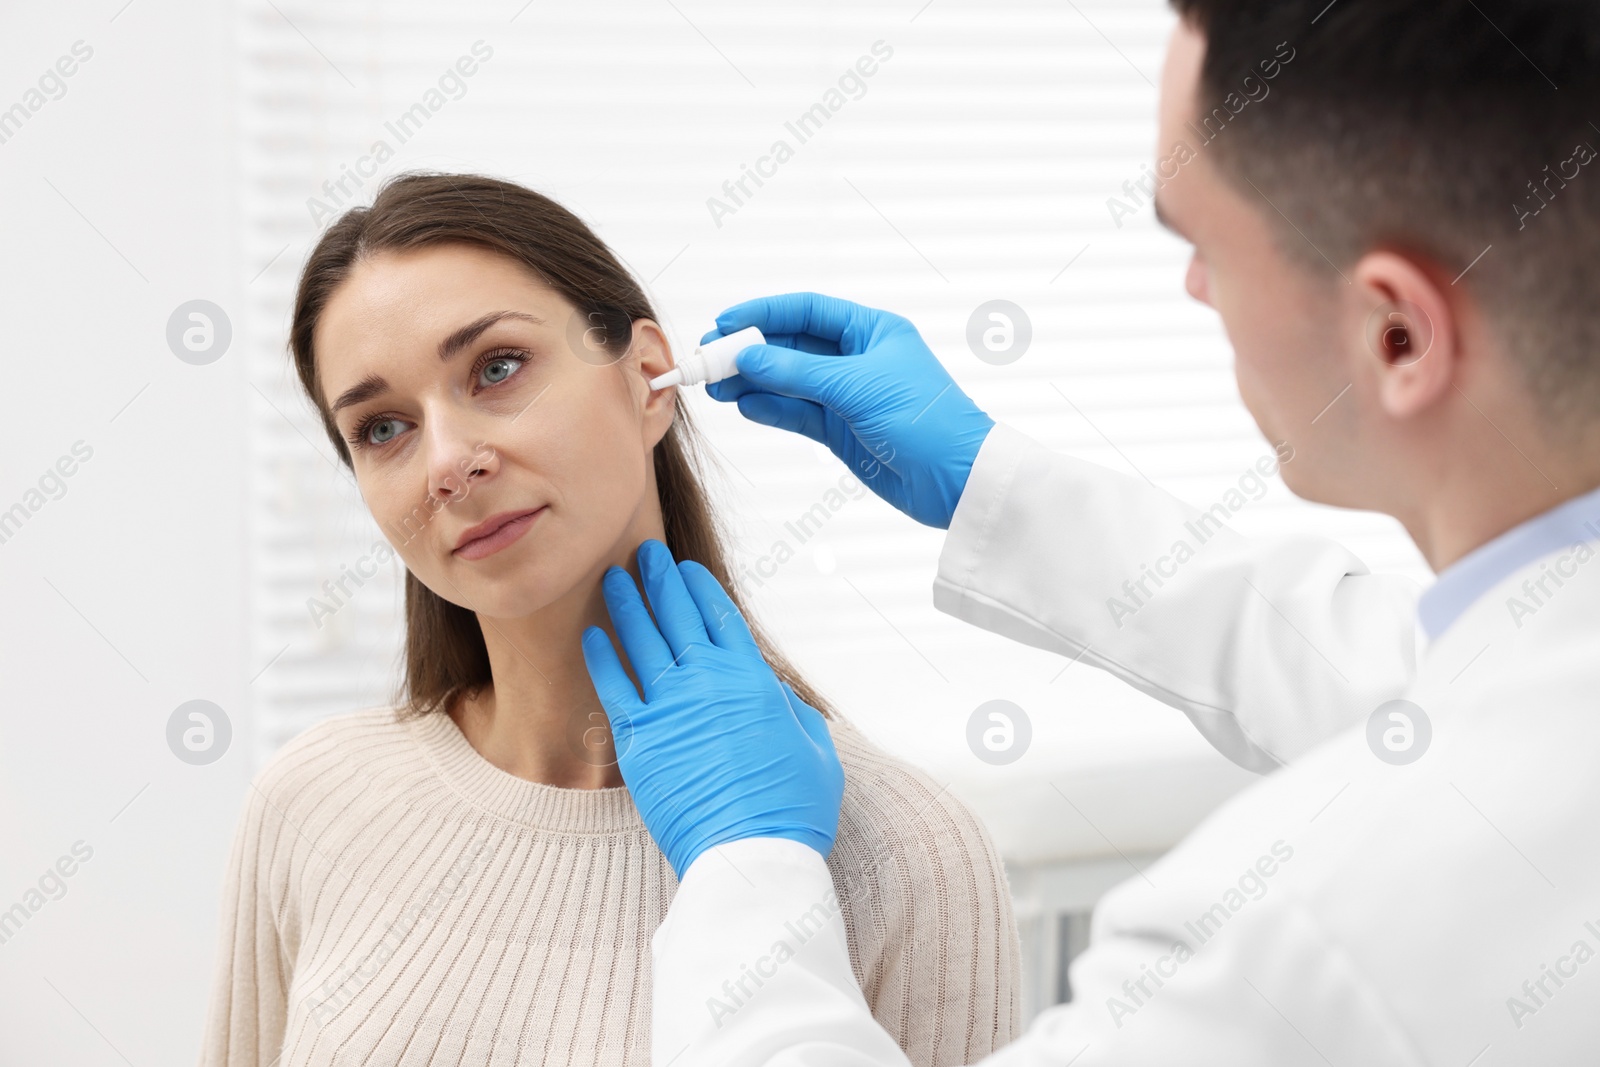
[330, 310, 547, 416]
[437, 310, 546, 362]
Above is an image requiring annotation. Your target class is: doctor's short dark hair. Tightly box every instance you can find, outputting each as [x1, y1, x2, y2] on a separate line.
[1170, 0, 1600, 438]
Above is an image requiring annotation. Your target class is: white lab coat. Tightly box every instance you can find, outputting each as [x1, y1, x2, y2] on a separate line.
[651, 422, 1600, 1065]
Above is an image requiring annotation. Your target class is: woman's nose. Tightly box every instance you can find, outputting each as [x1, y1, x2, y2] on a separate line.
[423, 408, 499, 503]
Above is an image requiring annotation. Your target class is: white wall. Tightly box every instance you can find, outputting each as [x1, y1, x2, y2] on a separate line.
[0, 0, 1431, 1061]
[0, 1, 246, 1064]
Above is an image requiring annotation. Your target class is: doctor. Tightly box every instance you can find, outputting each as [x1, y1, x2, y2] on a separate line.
[580, 0, 1600, 1062]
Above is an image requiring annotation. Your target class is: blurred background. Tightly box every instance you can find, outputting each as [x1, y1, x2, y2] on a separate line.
[0, 0, 1431, 1061]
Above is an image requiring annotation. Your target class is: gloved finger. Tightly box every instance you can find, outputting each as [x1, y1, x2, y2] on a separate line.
[713, 292, 864, 346]
[600, 566, 676, 693]
[580, 626, 643, 724]
[803, 332, 848, 355]
[703, 329, 843, 359]
[736, 393, 830, 444]
[756, 332, 844, 356]
[781, 681, 838, 757]
[637, 539, 712, 662]
[704, 330, 844, 403]
[678, 560, 760, 655]
[733, 343, 855, 409]
[705, 373, 758, 403]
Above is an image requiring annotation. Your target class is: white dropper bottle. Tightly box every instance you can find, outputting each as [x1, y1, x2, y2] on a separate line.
[648, 326, 766, 390]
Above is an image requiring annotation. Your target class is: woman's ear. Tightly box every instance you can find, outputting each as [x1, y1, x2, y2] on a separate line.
[627, 318, 679, 446]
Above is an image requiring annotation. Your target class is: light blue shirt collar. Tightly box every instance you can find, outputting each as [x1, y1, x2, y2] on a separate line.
[1418, 482, 1600, 640]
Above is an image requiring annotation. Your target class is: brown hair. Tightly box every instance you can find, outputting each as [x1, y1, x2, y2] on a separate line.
[288, 170, 833, 721]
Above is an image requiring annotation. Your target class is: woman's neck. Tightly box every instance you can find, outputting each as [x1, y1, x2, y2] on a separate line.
[449, 677, 624, 790]
[447, 556, 644, 791]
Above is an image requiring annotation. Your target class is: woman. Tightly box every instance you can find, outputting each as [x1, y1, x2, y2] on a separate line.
[200, 172, 1020, 1066]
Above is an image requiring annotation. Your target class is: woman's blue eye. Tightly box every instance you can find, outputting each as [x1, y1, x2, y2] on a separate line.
[347, 350, 529, 453]
[481, 357, 518, 385]
[369, 419, 401, 445]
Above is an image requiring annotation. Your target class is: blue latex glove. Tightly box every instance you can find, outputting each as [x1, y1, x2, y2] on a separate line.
[703, 292, 996, 529]
[580, 538, 845, 880]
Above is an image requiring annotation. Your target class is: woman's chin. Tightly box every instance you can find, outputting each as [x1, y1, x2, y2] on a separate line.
[422, 566, 575, 621]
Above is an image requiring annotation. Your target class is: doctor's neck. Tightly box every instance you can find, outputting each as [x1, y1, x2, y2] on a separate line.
[1399, 440, 1600, 576]
[1316, 337, 1600, 576]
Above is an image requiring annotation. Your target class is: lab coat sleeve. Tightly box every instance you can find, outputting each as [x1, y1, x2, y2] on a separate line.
[933, 422, 1423, 772]
[652, 838, 1418, 1067]
[652, 837, 916, 1067]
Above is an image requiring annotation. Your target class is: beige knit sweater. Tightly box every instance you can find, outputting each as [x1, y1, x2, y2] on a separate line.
[199, 705, 1021, 1066]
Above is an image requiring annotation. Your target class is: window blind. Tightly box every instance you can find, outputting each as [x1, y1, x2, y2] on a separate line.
[239, 0, 1428, 815]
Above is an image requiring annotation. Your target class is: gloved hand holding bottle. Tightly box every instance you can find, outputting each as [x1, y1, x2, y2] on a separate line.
[702, 292, 996, 530]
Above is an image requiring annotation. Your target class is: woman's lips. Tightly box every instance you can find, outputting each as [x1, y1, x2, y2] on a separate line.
[453, 507, 546, 560]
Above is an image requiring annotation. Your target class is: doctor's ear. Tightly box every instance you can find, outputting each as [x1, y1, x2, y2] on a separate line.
[1352, 251, 1458, 422]
[626, 318, 679, 442]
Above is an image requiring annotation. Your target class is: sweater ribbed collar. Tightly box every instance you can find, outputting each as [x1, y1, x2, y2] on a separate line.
[406, 709, 647, 835]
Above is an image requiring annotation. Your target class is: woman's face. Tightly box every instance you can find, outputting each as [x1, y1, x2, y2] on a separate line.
[314, 242, 678, 620]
